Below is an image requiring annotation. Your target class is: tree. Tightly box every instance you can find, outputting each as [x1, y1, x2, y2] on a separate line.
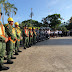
[21, 19, 43, 27]
[0, 0, 7, 24]
[5, 2, 17, 17]
[69, 17, 72, 23]
[66, 17, 72, 30]
[42, 14, 62, 29]
[0, 0, 17, 24]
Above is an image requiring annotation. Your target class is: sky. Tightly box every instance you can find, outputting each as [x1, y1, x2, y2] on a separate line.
[1, 0, 72, 24]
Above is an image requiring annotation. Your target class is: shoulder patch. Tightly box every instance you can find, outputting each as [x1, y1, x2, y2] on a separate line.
[7, 26, 9, 28]
[5, 24, 8, 26]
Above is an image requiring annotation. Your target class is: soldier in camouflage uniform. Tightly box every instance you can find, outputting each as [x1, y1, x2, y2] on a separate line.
[0, 8, 9, 70]
[14, 22, 22, 55]
[5, 17, 17, 64]
[29, 27, 33, 46]
[23, 25, 29, 49]
[33, 27, 36, 44]
[36, 28, 39, 42]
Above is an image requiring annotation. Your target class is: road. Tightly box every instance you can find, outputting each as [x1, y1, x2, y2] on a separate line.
[1, 37, 72, 72]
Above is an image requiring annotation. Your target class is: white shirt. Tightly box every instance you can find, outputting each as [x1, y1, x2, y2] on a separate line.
[59, 31, 62, 34]
[55, 30, 58, 34]
[47, 30, 50, 34]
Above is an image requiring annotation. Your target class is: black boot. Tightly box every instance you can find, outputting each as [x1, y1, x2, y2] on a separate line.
[15, 52, 19, 55]
[27, 45, 29, 48]
[7, 59, 13, 64]
[18, 50, 22, 52]
[24, 47, 26, 49]
[29, 44, 31, 47]
[11, 56, 16, 59]
[0, 64, 9, 71]
[4, 57, 7, 60]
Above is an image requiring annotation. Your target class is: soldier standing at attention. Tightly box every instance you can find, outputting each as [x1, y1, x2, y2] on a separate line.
[0, 6, 9, 71]
[27, 27, 30, 47]
[12, 25, 17, 56]
[33, 27, 36, 44]
[29, 27, 33, 47]
[5, 17, 17, 64]
[36, 28, 39, 42]
[14, 22, 22, 55]
[23, 25, 29, 49]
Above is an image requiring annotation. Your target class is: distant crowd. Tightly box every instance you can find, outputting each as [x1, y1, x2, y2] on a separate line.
[37, 28, 71, 38]
[50, 30, 71, 38]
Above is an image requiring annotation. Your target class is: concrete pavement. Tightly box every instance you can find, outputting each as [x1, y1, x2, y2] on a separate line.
[1, 37, 72, 72]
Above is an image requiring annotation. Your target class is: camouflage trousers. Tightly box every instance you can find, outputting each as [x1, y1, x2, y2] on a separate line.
[15, 40, 20, 53]
[29, 37, 33, 45]
[23, 37, 29, 47]
[33, 36, 36, 44]
[6, 40, 13, 60]
[0, 42, 6, 64]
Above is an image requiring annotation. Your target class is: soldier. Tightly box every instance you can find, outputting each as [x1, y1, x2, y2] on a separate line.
[12, 26, 17, 56]
[5, 17, 17, 64]
[0, 7, 9, 71]
[39, 29, 42, 42]
[23, 25, 29, 49]
[33, 27, 36, 44]
[36, 28, 39, 42]
[29, 27, 33, 46]
[14, 22, 22, 55]
[41, 29, 44, 41]
[27, 27, 30, 47]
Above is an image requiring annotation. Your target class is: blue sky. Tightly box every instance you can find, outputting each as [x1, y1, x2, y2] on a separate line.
[2, 0, 72, 24]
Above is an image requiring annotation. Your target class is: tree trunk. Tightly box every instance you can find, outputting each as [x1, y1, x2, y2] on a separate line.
[2, 3, 4, 25]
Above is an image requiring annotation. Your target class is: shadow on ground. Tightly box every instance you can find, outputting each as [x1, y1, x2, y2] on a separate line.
[35, 38, 72, 46]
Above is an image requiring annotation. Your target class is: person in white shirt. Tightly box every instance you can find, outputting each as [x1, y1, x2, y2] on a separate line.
[47, 29, 50, 35]
[58, 30, 62, 37]
[55, 30, 58, 37]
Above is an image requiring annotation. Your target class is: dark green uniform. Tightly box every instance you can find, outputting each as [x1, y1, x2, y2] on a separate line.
[15, 27, 21, 54]
[5, 24, 16, 61]
[0, 22, 6, 66]
[33, 30, 36, 44]
[23, 28, 29, 49]
[29, 30, 33, 45]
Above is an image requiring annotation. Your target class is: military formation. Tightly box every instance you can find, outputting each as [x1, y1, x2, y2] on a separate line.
[0, 9, 50, 71]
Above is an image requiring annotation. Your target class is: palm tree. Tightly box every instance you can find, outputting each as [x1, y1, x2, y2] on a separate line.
[0, 0, 7, 24]
[12, 5, 17, 18]
[5, 2, 17, 17]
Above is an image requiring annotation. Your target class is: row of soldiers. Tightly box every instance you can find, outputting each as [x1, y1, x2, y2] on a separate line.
[0, 11, 37, 70]
[0, 11, 50, 71]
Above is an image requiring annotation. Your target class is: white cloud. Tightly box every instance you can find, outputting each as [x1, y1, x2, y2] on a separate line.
[47, 0, 61, 7]
[66, 6, 71, 9]
[58, 5, 72, 12]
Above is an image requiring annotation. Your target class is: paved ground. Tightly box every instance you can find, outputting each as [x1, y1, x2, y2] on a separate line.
[1, 37, 72, 72]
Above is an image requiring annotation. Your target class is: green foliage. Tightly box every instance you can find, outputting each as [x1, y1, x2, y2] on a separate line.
[0, 0, 17, 17]
[66, 23, 72, 30]
[20, 19, 43, 28]
[42, 14, 62, 28]
[57, 26, 67, 32]
[4, 2, 17, 17]
[69, 17, 72, 23]
[66, 17, 72, 30]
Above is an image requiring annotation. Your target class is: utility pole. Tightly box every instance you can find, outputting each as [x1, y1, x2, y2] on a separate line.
[30, 8, 34, 19]
[29, 8, 34, 25]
